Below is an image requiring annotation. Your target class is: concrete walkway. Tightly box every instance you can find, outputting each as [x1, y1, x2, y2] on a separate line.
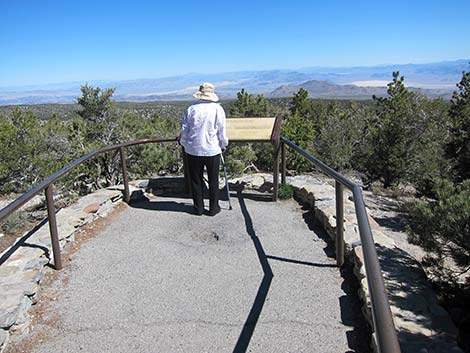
[25, 191, 360, 353]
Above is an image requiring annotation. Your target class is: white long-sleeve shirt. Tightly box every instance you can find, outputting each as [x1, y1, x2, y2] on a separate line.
[180, 101, 228, 157]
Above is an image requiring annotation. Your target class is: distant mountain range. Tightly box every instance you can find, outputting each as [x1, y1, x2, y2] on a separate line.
[269, 80, 454, 100]
[0, 59, 468, 105]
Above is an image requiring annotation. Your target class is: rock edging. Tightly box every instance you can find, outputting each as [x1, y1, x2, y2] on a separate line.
[232, 173, 463, 353]
[0, 187, 126, 353]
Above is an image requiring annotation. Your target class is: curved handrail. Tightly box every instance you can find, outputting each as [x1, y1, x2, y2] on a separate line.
[280, 136, 401, 353]
[0, 136, 178, 270]
[0, 137, 178, 222]
[1, 134, 400, 352]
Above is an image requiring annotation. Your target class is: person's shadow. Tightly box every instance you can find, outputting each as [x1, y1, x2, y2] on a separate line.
[129, 177, 237, 214]
[129, 176, 232, 214]
[130, 196, 196, 214]
[232, 191, 273, 353]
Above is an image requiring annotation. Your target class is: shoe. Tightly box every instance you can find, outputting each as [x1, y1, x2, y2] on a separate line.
[192, 206, 204, 216]
[207, 205, 221, 216]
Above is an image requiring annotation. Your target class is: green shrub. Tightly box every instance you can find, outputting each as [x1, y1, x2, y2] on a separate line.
[315, 101, 367, 171]
[0, 110, 70, 193]
[0, 210, 34, 236]
[253, 143, 274, 171]
[408, 178, 470, 283]
[447, 67, 470, 181]
[282, 113, 316, 172]
[363, 72, 451, 191]
[278, 183, 294, 200]
[224, 144, 257, 175]
[230, 89, 269, 117]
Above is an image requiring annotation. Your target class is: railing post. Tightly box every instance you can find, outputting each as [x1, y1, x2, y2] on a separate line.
[272, 143, 280, 201]
[119, 147, 130, 203]
[45, 184, 62, 270]
[335, 181, 345, 267]
[281, 142, 286, 185]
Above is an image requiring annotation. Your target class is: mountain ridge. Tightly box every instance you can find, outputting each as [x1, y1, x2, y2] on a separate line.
[269, 80, 454, 100]
[1, 59, 467, 105]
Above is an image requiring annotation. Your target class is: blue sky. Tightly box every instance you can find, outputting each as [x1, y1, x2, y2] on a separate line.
[1, 0, 469, 86]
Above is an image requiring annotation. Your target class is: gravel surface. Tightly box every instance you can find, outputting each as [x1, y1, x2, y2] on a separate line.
[26, 193, 355, 353]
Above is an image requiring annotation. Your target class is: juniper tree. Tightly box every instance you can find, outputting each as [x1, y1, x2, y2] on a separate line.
[368, 72, 418, 187]
[408, 178, 470, 283]
[230, 89, 269, 117]
[447, 67, 470, 180]
[0, 110, 69, 193]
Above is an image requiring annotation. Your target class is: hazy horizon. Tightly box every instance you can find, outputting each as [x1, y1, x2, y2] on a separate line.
[1, 0, 470, 87]
[0, 58, 468, 92]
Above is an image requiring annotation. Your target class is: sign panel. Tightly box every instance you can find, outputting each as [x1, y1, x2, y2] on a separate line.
[226, 117, 276, 141]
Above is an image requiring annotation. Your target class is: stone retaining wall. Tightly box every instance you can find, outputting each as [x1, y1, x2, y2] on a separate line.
[0, 187, 125, 353]
[0, 175, 464, 353]
[232, 173, 463, 353]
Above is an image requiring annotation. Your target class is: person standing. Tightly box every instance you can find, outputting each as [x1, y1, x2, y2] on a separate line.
[180, 82, 228, 216]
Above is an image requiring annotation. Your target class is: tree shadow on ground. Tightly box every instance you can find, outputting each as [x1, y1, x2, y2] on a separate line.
[375, 244, 462, 353]
[300, 203, 373, 353]
[373, 214, 409, 233]
[0, 216, 50, 266]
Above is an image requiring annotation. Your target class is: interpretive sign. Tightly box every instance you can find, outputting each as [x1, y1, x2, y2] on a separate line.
[183, 116, 283, 201]
[226, 117, 278, 142]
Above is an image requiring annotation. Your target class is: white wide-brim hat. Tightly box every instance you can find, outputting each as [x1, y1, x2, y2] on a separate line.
[193, 82, 219, 102]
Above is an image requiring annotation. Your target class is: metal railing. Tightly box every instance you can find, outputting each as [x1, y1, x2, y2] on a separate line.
[1, 134, 400, 352]
[280, 136, 401, 353]
[0, 137, 178, 270]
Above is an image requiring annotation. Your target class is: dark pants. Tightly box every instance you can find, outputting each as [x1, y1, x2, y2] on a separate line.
[186, 153, 220, 214]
